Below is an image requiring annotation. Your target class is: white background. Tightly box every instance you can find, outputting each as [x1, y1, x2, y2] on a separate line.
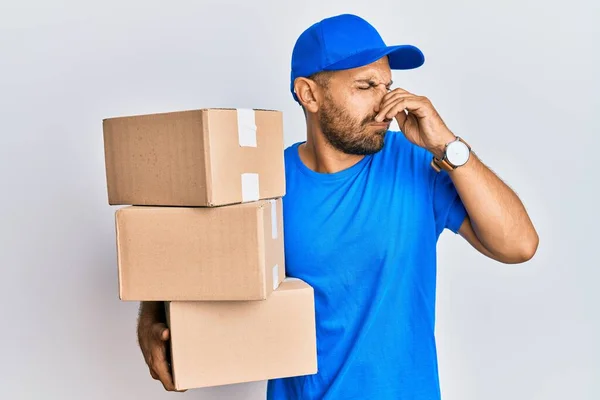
[1, 0, 598, 399]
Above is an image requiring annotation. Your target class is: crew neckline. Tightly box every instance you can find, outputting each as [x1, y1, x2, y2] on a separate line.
[289, 141, 372, 182]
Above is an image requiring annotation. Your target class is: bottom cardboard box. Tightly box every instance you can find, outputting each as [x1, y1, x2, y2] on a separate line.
[165, 278, 318, 390]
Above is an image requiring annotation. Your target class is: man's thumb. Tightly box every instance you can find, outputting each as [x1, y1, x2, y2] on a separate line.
[152, 323, 169, 341]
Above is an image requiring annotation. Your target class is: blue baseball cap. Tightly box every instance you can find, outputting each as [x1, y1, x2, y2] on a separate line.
[290, 14, 425, 103]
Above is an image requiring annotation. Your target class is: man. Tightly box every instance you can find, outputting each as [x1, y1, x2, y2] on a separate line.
[137, 13, 539, 399]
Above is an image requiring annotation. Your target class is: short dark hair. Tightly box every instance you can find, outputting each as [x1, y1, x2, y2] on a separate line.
[309, 71, 332, 88]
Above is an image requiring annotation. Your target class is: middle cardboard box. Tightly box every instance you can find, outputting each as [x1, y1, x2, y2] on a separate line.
[115, 198, 285, 301]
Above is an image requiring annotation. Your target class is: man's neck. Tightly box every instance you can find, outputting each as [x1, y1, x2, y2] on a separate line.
[298, 127, 365, 174]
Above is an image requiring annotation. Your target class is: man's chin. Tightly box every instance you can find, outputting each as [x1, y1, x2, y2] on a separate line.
[365, 132, 387, 153]
[343, 137, 385, 156]
[323, 126, 387, 156]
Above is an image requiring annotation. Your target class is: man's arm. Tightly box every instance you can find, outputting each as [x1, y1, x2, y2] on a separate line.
[449, 152, 539, 264]
[374, 87, 539, 263]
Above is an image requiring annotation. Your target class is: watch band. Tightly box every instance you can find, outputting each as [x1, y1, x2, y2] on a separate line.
[430, 156, 453, 172]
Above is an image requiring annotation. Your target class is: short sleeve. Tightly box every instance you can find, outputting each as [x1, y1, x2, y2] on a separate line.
[432, 170, 468, 236]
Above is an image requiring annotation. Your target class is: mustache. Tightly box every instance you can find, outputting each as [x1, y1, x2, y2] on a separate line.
[361, 114, 377, 125]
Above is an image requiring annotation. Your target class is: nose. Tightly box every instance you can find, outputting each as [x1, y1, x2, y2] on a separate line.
[374, 83, 390, 100]
[373, 85, 389, 112]
[374, 82, 389, 92]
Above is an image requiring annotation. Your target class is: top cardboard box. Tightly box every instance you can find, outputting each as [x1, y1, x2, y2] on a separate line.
[102, 108, 286, 207]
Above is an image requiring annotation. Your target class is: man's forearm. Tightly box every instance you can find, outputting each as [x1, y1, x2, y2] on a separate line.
[449, 153, 539, 261]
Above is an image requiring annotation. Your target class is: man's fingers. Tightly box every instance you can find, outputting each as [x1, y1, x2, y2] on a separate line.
[152, 344, 177, 391]
[376, 97, 427, 122]
[376, 94, 414, 121]
[381, 88, 413, 103]
[148, 347, 186, 392]
[379, 92, 411, 109]
[374, 89, 410, 112]
[154, 359, 175, 391]
[375, 98, 407, 122]
[156, 362, 186, 392]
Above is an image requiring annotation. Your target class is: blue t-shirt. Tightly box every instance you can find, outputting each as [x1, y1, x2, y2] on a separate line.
[266, 130, 468, 400]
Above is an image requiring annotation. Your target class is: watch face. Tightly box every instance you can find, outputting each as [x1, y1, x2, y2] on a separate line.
[446, 140, 470, 166]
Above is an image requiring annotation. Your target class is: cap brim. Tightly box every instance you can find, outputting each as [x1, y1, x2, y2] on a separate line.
[323, 44, 425, 71]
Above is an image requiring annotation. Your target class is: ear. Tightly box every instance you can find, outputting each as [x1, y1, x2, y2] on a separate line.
[293, 78, 321, 113]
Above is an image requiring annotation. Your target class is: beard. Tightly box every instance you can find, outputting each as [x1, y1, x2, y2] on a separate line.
[318, 94, 388, 155]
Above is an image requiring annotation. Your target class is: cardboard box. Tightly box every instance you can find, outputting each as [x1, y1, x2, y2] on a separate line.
[103, 108, 286, 206]
[115, 198, 285, 301]
[166, 278, 318, 390]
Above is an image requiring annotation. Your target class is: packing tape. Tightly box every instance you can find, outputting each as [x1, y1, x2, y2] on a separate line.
[241, 173, 260, 202]
[236, 108, 257, 147]
[273, 264, 280, 290]
[270, 199, 278, 239]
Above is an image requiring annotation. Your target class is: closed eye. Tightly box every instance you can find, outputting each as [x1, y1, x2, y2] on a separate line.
[358, 81, 378, 90]
[356, 80, 393, 91]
